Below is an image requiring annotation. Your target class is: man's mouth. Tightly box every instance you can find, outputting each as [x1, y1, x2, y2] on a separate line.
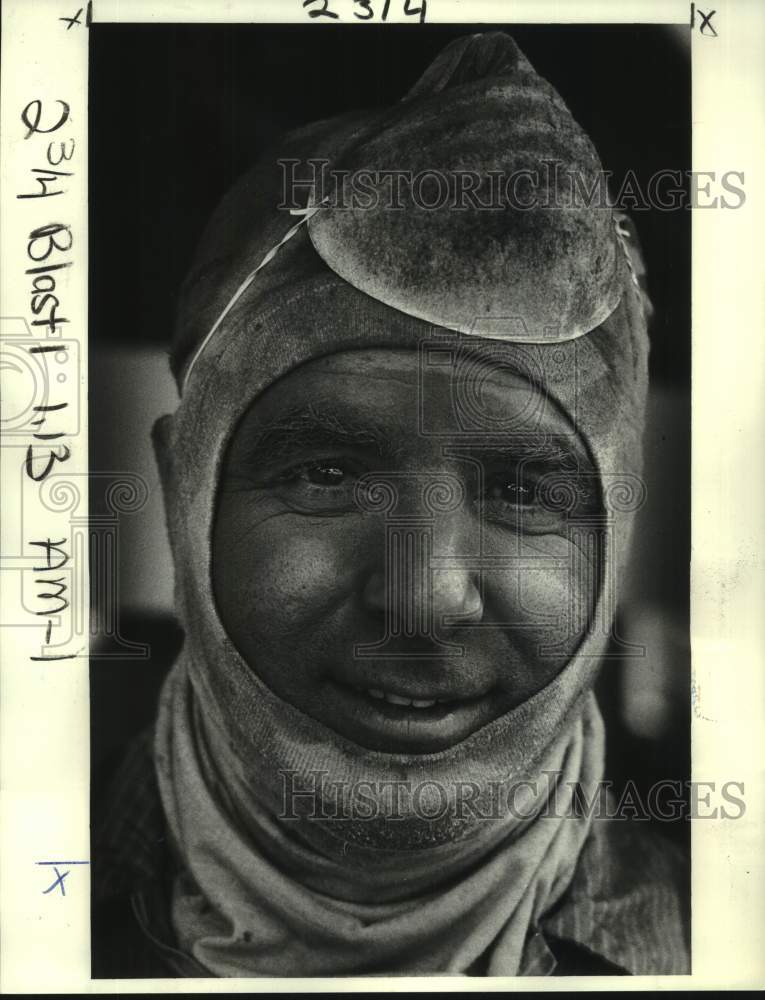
[364, 687, 450, 709]
[324, 677, 499, 754]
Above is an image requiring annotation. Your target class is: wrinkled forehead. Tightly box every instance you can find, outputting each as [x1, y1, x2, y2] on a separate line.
[223, 346, 592, 468]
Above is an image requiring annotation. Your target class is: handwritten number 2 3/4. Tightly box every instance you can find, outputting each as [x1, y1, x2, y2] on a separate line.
[303, 0, 427, 22]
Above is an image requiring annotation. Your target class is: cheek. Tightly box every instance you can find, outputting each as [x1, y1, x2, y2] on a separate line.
[213, 503, 362, 643]
[488, 534, 597, 656]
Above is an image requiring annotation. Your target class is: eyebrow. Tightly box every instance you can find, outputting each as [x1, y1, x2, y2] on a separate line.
[229, 404, 403, 471]
[228, 402, 592, 476]
[450, 437, 592, 470]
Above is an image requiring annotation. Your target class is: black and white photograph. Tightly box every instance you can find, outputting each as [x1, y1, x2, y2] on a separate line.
[1, 0, 763, 991]
[89, 18, 693, 978]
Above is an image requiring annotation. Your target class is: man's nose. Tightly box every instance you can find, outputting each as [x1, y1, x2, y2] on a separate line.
[361, 510, 483, 635]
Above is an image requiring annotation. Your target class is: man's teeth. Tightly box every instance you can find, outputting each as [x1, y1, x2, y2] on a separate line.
[366, 688, 438, 708]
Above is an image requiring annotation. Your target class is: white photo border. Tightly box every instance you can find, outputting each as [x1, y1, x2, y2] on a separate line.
[1, 0, 763, 991]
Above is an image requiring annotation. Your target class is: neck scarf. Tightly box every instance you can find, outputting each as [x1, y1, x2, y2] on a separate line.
[155, 661, 604, 976]
[151, 31, 650, 977]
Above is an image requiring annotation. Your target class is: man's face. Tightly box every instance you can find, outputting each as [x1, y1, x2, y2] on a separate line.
[213, 348, 600, 755]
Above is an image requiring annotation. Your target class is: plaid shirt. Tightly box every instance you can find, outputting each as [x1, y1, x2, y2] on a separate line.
[91, 728, 690, 979]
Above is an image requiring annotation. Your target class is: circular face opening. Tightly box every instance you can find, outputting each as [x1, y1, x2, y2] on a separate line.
[213, 347, 601, 754]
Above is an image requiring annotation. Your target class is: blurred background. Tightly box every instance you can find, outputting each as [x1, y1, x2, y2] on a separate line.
[89, 23, 691, 842]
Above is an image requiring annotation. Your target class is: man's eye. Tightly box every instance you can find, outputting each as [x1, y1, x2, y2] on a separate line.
[481, 472, 537, 530]
[481, 466, 597, 533]
[264, 457, 365, 515]
[485, 479, 534, 506]
[293, 460, 355, 487]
